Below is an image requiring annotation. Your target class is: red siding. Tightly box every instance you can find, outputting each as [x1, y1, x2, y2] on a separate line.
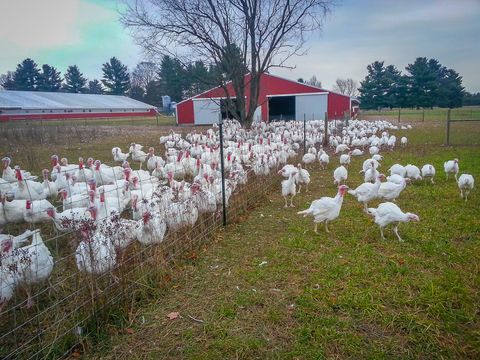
[177, 73, 351, 124]
[327, 92, 351, 120]
[0, 109, 156, 122]
[176, 99, 194, 125]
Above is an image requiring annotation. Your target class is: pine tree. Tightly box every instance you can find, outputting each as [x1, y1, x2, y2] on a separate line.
[437, 68, 464, 108]
[63, 65, 87, 93]
[144, 80, 163, 107]
[12, 58, 40, 90]
[88, 79, 104, 94]
[129, 85, 145, 101]
[37, 64, 62, 92]
[358, 61, 388, 109]
[405, 57, 439, 108]
[158, 56, 186, 102]
[102, 57, 130, 95]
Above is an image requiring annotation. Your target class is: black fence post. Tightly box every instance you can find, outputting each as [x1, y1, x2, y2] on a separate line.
[422, 108, 425, 122]
[398, 108, 401, 123]
[303, 113, 306, 154]
[219, 116, 227, 226]
[323, 112, 328, 147]
[446, 109, 451, 145]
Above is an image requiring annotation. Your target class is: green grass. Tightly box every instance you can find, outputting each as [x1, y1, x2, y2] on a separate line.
[84, 120, 480, 359]
[360, 106, 480, 122]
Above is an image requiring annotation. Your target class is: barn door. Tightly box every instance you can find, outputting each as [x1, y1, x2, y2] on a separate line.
[193, 99, 220, 125]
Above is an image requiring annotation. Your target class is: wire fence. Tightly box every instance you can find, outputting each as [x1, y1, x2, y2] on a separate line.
[0, 116, 405, 358]
[0, 119, 315, 358]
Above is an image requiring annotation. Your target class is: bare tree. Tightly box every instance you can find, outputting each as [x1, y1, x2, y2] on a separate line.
[121, 0, 333, 126]
[0, 71, 15, 90]
[306, 75, 322, 88]
[332, 78, 358, 97]
[131, 61, 159, 89]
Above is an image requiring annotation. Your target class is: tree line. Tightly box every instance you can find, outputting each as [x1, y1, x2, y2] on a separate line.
[0, 55, 243, 108]
[358, 57, 466, 109]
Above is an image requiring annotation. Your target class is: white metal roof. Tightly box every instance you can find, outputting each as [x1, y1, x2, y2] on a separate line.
[0, 90, 155, 110]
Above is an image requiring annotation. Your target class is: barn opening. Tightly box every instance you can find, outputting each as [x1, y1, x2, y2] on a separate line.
[268, 96, 295, 121]
[220, 98, 241, 120]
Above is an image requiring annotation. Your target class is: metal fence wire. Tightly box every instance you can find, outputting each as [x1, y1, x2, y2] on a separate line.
[0, 116, 403, 358]
[1, 118, 333, 359]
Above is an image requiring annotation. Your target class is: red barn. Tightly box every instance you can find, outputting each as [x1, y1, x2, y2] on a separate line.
[176, 73, 353, 125]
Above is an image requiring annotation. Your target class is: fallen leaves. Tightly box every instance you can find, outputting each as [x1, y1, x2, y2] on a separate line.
[166, 312, 180, 320]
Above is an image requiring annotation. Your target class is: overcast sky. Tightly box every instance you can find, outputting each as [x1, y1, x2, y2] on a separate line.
[1, 0, 479, 92]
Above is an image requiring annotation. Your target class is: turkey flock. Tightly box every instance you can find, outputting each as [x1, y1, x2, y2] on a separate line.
[283, 128, 475, 241]
[0, 118, 475, 314]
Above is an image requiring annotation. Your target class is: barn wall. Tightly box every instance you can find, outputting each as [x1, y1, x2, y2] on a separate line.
[176, 99, 194, 125]
[327, 92, 351, 119]
[177, 73, 352, 123]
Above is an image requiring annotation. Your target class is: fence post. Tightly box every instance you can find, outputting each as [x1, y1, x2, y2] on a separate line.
[422, 108, 425, 122]
[446, 109, 451, 145]
[398, 108, 401, 123]
[303, 113, 306, 154]
[156, 113, 159, 126]
[218, 114, 227, 226]
[323, 112, 328, 146]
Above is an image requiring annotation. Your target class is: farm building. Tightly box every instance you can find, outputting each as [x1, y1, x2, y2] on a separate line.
[0, 90, 157, 122]
[176, 73, 355, 125]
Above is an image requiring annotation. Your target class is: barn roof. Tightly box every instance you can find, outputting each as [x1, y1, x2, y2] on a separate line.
[0, 90, 155, 110]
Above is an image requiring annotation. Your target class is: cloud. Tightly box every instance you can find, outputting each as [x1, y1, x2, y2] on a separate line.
[0, 0, 139, 79]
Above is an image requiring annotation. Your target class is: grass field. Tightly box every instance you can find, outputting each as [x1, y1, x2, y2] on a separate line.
[71, 120, 480, 359]
[0, 116, 479, 358]
[360, 106, 480, 122]
[0, 115, 176, 129]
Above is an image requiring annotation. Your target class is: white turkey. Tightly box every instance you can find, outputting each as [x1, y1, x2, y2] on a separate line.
[378, 177, 407, 202]
[318, 151, 330, 170]
[405, 164, 422, 181]
[389, 164, 406, 178]
[75, 229, 117, 275]
[444, 159, 459, 180]
[368, 202, 419, 241]
[339, 152, 351, 167]
[348, 174, 385, 212]
[302, 153, 316, 168]
[129, 143, 148, 170]
[0, 229, 54, 308]
[295, 164, 310, 193]
[13, 167, 45, 201]
[333, 165, 348, 185]
[112, 147, 129, 163]
[135, 207, 167, 246]
[401, 137, 408, 147]
[457, 174, 474, 201]
[421, 164, 436, 184]
[297, 185, 349, 234]
[386, 174, 406, 185]
[369, 146, 379, 155]
[351, 149, 364, 156]
[335, 144, 350, 154]
[280, 170, 297, 208]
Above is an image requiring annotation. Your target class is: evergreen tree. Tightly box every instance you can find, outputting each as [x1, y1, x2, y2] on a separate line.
[88, 79, 104, 94]
[63, 65, 87, 93]
[158, 56, 186, 101]
[129, 85, 145, 101]
[384, 65, 403, 108]
[12, 58, 40, 90]
[437, 68, 464, 108]
[144, 80, 163, 106]
[405, 57, 439, 108]
[102, 57, 131, 95]
[37, 64, 62, 92]
[358, 61, 388, 109]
